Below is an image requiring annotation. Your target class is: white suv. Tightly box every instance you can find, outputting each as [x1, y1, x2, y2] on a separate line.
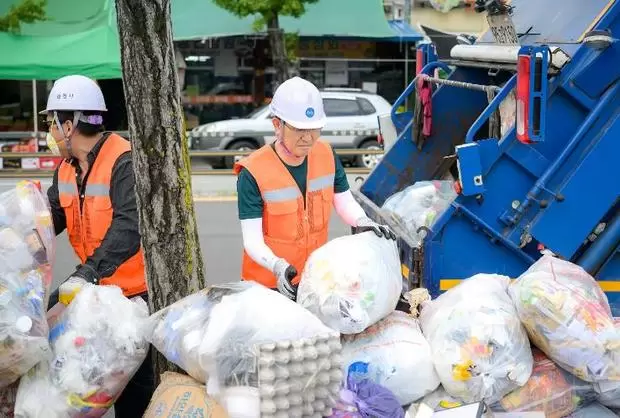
[189, 88, 392, 169]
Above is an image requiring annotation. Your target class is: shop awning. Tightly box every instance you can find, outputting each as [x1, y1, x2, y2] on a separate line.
[175, 0, 398, 40]
[388, 20, 425, 42]
[0, 0, 121, 80]
[0, 0, 399, 80]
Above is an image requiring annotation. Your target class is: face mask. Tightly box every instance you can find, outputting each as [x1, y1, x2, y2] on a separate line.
[46, 132, 61, 156]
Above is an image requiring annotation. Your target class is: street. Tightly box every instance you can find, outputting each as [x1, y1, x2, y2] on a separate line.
[0, 175, 360, 291]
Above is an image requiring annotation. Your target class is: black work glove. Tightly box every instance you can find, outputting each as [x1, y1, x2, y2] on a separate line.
[355, 217, 397, 240]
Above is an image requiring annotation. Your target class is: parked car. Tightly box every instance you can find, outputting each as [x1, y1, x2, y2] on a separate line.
[188, 88, 392, 169]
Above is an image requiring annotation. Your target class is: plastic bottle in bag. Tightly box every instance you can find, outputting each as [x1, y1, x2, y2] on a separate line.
[419, 274, 533, 404]
[381, 181, 456, 247]
[0, 182, 55, 388]
[509, 256, 620, 383]
[15, 284, 150, 418]
[297, 232, 402, 334]
[341, 311, 440, 405]
[149, 282, 345, 417]
[490, 348, 598, 418]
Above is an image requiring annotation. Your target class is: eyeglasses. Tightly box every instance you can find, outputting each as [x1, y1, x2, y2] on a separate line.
[284, 123, 321, 138]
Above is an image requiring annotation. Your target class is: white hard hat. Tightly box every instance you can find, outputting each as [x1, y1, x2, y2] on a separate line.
[269, 76, 326, 129]
[40, 75, 107, 115]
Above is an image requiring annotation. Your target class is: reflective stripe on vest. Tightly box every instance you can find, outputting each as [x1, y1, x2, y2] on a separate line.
[58, 133, 147, 297]
[261, 174, 335, 203]
[233, 141, 336, 288]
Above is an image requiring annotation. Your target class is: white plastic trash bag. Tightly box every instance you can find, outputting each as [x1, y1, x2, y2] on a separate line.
[509, 255, 620, 382]
[567, 402, 618, 417]
[596, 381, 620, 409]
[419, 274, 533, 404]
[149, 282, 344, 416]
[0, 181, 55, 388]
[341, 311, 440, 405]
[297, 231, 402, 334]
[15, 284, 150, 418]
[381, 181, 456, 247]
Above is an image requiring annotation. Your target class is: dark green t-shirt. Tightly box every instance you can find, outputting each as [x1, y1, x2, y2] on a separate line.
[237, 146, 350, 220]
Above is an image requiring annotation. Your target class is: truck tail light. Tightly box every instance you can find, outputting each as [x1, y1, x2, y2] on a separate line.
[516, 54, 531, 144]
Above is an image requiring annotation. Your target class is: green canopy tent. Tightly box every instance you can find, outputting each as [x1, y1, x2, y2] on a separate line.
[0, 0, 403, 80]
[0, 0, 121, 80]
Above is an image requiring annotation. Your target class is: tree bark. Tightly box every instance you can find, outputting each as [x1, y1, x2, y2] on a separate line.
[267, 14, 290, 86]
[115, 0, 206, 379]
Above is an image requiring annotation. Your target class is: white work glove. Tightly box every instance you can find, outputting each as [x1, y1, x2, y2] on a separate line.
[355, 217, 397, 240]
[273, 258, 298, 301]
[58, 276, 88, 305]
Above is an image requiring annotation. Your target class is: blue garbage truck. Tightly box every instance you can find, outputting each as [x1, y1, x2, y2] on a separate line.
[353, 0, 620, 315]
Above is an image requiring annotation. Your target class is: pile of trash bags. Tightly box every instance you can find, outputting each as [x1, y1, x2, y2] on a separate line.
[297, 232, 402, 335]
[14, 284, 150, 417]
[0, 181, 55, 388]
[149, 281, 345, 417]
[404, 255, 620, 417]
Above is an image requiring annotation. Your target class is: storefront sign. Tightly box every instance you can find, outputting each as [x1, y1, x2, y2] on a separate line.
[298, 40, 375, 59]
[325, 61, 349, 85]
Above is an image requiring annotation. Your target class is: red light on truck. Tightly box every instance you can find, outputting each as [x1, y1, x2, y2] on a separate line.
[516, 54, 532, 144]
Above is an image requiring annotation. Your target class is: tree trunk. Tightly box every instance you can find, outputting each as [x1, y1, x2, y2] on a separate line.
[115, 0, 207, 380]
[267, 14, 290, 86]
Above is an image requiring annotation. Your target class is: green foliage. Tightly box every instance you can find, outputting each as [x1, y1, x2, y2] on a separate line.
[213, 0, 316, 64]
[284, 31, 299, 62]
[0, 0, 47, 33]
[212, 0, 319, 21]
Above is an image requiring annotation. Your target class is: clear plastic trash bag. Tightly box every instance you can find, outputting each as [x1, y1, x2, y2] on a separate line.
[490, 348, 598, 418]
[567, 402, 619, 417]
[0, 181, 55, 388]
[419, 274, 533, 404]
[509, 255, 620, 382]
[595, 380, 620, 409]
[149, 282, 344, 416]
[381, 181, 456, 247]
[341, 311, 440, 405]
[297, 232, 402, 334]
[14, 284, 150, 418]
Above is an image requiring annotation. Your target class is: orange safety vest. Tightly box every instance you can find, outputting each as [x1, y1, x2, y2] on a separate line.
[233, 140, 336, 288]
[57, 133, 147, 297]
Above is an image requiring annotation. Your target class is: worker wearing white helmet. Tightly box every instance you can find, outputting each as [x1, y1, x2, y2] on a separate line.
[42, 75, 153, 415]
[234, 76, 395, 300]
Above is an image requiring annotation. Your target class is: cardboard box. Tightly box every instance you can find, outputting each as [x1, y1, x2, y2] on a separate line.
[143, 372, 228, 418]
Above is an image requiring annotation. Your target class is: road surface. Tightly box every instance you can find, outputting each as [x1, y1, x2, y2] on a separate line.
[0, 175, 363, 291]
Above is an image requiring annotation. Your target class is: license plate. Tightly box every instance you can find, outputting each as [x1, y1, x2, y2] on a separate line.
[487, 13, 519, 45]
